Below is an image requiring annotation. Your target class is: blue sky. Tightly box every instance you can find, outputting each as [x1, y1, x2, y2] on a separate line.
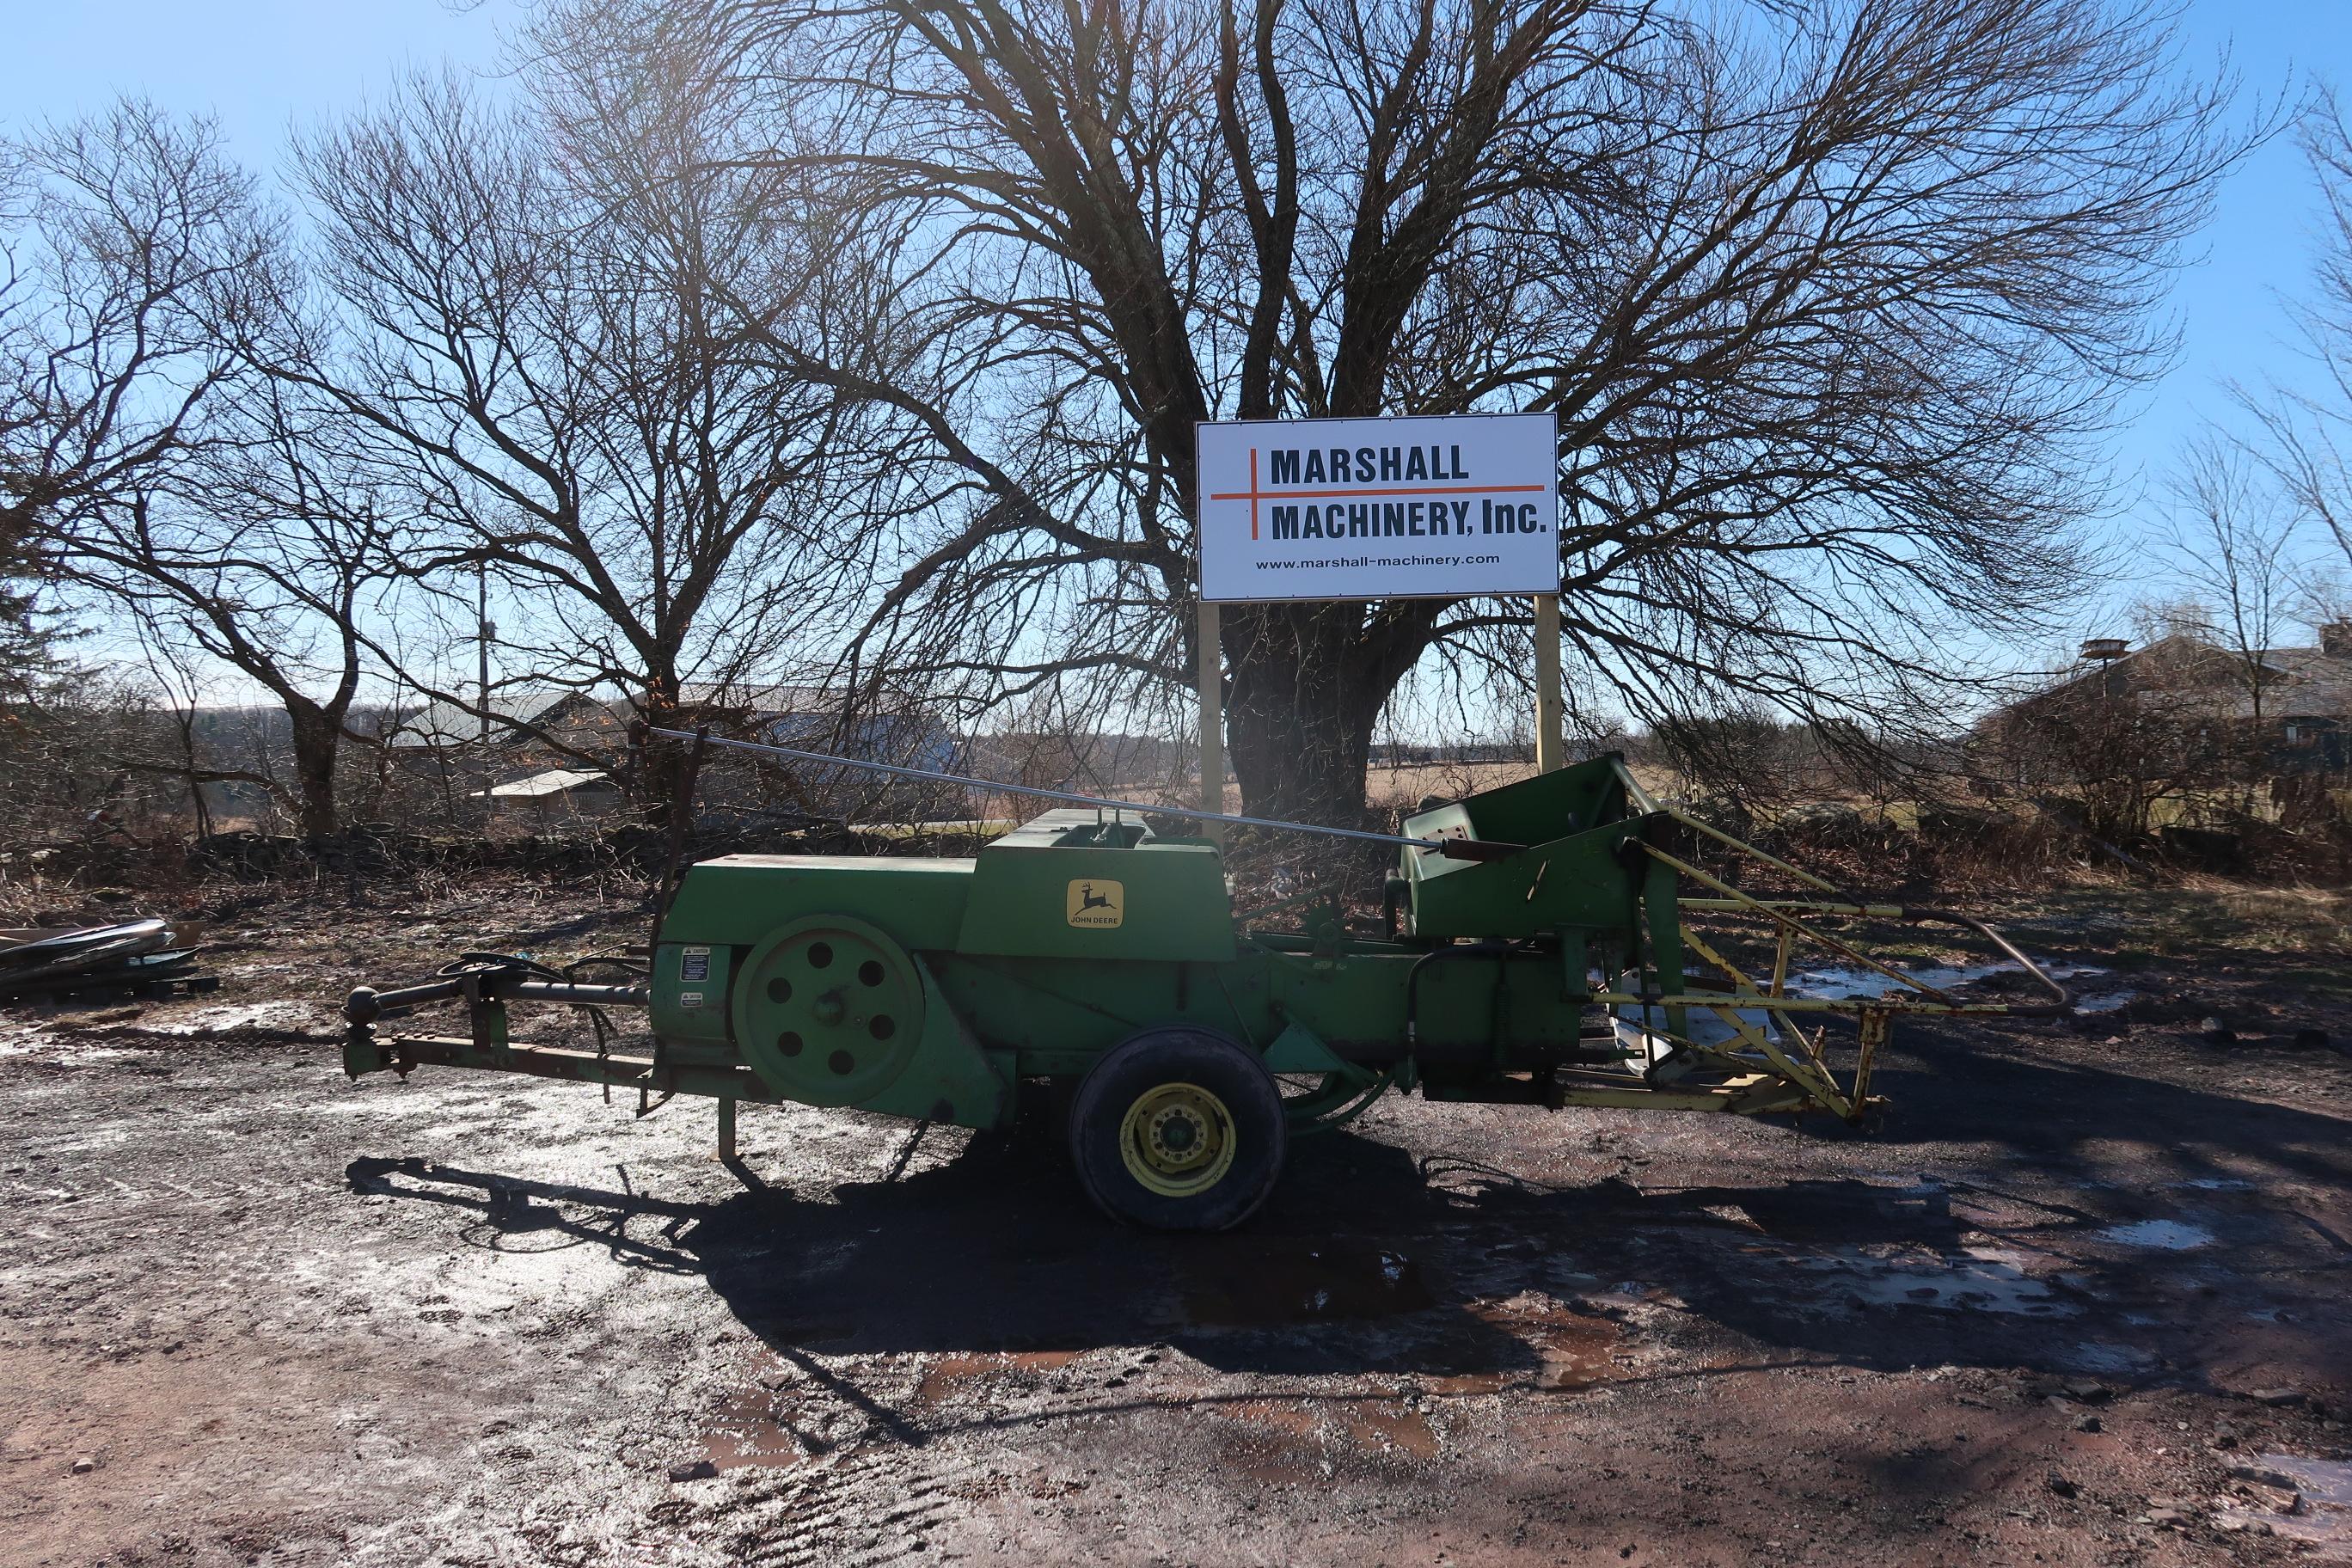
[3, 0, 2343, 658]
[0, 2, 521, 159]
[2115, 3, 2338, 557]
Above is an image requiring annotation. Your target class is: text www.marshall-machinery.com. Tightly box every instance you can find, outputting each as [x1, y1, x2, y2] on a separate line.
[1254, 553, 1502, 572]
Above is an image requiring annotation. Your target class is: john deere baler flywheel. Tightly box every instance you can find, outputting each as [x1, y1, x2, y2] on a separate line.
[732, 914, 926, 1106]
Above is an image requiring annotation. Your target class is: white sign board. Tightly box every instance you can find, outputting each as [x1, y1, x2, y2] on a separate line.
[1196, 413, 1559, 603]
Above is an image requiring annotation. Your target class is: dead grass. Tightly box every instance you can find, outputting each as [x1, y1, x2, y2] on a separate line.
[1365, 761, 1540, 812]
[1361, 759, 1687, 815]
[1993, 875, 2352, 990]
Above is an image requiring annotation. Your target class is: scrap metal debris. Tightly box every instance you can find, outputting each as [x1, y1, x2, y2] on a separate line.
[0, 919, 216, 1004]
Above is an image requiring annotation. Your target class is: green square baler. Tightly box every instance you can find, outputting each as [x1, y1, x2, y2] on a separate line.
[343, 752, 2067, 1229]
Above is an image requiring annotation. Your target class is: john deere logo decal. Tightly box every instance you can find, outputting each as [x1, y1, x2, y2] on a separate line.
[1066, 879, 1123, 928]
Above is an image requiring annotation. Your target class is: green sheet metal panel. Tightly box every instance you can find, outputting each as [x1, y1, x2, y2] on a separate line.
[1399, 756, 1641, 940]
[928, 940, 1591, 1072]
[1260, 943, 1595, 1057]
[954, 810, 1236, 962]
[1403, 754, 1628, 848]
[1399, 816, 1650, 940]
[848, 955, 1014, 1130]
[659, 854, 975, 949]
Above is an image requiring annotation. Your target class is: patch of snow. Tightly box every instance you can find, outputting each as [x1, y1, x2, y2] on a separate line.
[2248, 1455, 2352, 1553]
[2073, 990, 2138, 1014]
[2261, 1455, 2352, 1510]
[1782, 1243, 2077, 1316]
[2067, 1342, 2159, 1374]
[150, 1000, 322, 1035]
[2097, 1219, 2214, 1251]
[0, 1039, 159, 1066]
[1788, 959, 2100, 1002]
[1613, 1002, 1777, 1056]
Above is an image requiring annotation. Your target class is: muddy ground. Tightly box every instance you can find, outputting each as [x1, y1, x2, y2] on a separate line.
[3, 876, 2349, 1567]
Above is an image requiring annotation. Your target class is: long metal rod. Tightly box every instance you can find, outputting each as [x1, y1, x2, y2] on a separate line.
[644, 726, 1449, 850]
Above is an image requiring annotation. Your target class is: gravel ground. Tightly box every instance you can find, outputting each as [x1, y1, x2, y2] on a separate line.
[2, 883, 2349, 1567]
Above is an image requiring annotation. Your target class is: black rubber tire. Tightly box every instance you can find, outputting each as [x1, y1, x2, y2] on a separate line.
[1069, 1026, 1287, 1232]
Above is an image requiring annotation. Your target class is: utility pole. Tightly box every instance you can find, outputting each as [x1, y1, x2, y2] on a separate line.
[477, 563, 496, 819]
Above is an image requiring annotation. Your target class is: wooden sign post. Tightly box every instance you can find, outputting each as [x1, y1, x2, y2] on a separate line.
[1534, 591, 1564, 772]
[1197, 599, 1224, 842]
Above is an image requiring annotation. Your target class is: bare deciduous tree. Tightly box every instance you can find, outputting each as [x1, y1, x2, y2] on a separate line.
[0, 146, 46, 684]
[554, 0, 2247, 821]
[2246, 88, 2352, 585]
[285, 66, 866, 820]
[1, 105, 267, 696]
[3, 102, 415, 842]
[58, 380, 416, 841]
[2166, 433, 2298, 733]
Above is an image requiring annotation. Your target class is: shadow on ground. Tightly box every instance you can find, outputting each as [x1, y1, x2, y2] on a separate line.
[343, 1115, 2301, 1402]
[342, 1002, 2352, 1418]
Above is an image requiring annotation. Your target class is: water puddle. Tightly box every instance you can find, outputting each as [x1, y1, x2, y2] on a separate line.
[1180, 1240, 1433, 1328]
[1706, 1180, 1950, 1246]
[2066, 1341, 2159, 1374]
[1213, 1396, 1439, 1480]
[2097, 1219, 2214, 1251]
[913, 1348, 1088, 1407]
[1216, 1400, 1329, 1484]
[1780, 1244, 2076, 1315]
[699, 1386, 820, 1470]
[1786, 960, 2103, 1003]
[1338, 1401, 1439, 1458]
[2241, 1455, 2352, 1554]
[1430, 1292, 1626, 1393]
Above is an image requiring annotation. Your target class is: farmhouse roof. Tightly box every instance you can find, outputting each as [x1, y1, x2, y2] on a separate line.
[664, 683, 926, 717]
[476, 767, 616, 799]
[1997, 631, 2350, 725]
[389, 689, 612, 750]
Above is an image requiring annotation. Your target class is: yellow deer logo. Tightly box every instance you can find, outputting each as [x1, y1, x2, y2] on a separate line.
[1065, 879, 1124, 928]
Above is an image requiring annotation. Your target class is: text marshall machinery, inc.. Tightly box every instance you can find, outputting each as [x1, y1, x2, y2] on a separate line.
[1197, 412, 1559, 603]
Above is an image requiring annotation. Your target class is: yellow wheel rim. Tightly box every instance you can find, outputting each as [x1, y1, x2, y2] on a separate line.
[1118, 1081, 1237, 1198]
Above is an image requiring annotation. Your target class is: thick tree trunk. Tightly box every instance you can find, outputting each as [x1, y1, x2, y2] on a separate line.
[1222, 603, 1403, 826]
[285, 700, 342, 843]
[635, 674, 694, 833]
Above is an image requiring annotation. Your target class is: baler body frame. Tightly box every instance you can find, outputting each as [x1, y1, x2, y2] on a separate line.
[344, 755, 2067, 1179]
